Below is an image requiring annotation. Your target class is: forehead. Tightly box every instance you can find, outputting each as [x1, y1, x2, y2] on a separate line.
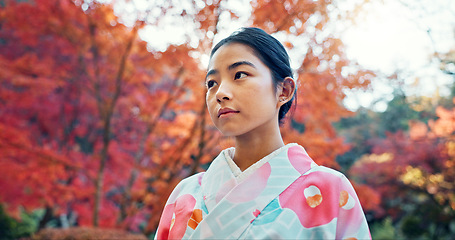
[208, 43, 261, 69]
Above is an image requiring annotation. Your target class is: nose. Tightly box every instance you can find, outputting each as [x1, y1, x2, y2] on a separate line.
[215, 82, 232, 103]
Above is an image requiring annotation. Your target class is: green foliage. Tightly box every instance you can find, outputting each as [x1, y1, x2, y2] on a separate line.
[334, 107, 378, 170]
[370, 208, 455, 240]
[378, 90, 420, 133]
[370, 218, 397, 240]
[401, 215, 427, 238]
[400, 194, 455, 240]
[334, 90, 424, 170]
[290, 119, 305, 134]
[0, 204, 42, 240]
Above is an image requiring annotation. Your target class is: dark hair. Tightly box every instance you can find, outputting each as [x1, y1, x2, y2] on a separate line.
[210, 27, 296, 124]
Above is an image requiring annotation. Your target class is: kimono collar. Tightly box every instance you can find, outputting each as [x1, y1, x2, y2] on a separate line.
[194, 143, 317, 239]
[223, 143, 299, 182]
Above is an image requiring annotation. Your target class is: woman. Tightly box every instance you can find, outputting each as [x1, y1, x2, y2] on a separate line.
[156, 27, 371, 239]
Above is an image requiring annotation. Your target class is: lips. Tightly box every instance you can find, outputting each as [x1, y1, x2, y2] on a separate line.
[217, 107, 239, 118]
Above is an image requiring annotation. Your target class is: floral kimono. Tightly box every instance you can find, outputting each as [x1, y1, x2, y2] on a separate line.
[155, 143, 371, 239]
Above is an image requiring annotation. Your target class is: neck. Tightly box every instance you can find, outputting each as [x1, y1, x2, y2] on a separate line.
[233, 120, 284, 171]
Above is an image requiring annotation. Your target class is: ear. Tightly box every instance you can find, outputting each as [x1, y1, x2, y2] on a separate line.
[277, 77, 296, 107]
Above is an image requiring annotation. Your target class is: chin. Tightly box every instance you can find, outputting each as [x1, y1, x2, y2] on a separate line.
[218, 128, 253, 138]
[218, 130, 239, 137]
[216, 127, 244, 137]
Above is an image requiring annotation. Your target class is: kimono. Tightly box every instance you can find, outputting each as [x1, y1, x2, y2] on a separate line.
[156, 143, 371, 239]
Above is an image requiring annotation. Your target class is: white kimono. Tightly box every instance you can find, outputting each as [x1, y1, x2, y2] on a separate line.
[156, 143, 371, 239]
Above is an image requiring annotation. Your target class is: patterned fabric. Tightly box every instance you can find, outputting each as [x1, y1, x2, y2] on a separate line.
[155, 144, 371, 239]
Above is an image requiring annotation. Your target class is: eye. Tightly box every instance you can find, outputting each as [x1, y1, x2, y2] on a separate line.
[234, 72, 248, 80]
[206, 80, 217, 89]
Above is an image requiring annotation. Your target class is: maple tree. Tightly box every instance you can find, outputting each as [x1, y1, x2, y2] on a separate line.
[0, 0, 212, 231]
[0, 0, 375, 235]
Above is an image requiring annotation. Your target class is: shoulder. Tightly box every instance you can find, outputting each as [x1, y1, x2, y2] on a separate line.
[178, 172, 205, 187]
[307, 165, 346, 178]
[166, 172, 205, 204]
[175, 172, 205, 192]
[300, 166, 361, 208]
[278, 165, 362, 219]
[281, 165, 353, 199]
[304, 165, 353, 189]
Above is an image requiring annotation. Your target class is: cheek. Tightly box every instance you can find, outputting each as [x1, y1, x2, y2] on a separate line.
[254, 83, 278, 105]
[206, 93, 216, 114]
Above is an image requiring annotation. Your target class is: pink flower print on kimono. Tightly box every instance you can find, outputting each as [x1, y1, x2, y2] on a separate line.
[156, 194, 196, 239]
[335, 175, 368, 239]
[279, 172, 335, 228]
[279, 170, 353, 228]
[287, 145, 317, 174]
[279, 169, 367, 238]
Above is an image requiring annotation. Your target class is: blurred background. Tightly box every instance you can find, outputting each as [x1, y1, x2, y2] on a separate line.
[0, 0, 454, 239]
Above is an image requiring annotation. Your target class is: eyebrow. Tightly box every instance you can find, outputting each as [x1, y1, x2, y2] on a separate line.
[205, 61, 256, 80]
[205, 69, 218, 80]
[228, 61, 256, 70]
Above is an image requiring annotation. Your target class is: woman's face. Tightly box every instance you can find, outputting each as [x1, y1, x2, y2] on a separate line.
[205, 43, 281, 137]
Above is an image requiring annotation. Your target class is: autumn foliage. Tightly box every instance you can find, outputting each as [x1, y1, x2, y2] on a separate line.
[349, 98, 455, 237]
[1, 0, 376, 236]
[0, 0, 209, 231]
[31, 227, 147, 240]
